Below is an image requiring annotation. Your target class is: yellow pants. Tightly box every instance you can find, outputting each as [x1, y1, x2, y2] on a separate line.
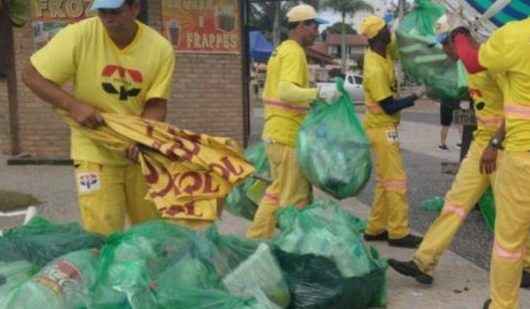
[246, 143, 311, 239]
[74, 161, 160, 235]
[414, 142, 496, 274]
[490, 152, 530, 309]
[365, 127, 410, 239]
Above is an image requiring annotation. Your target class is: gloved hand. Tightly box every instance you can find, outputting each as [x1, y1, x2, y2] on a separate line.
[412, 85, 427, 100]
[317, 85, 342, 104]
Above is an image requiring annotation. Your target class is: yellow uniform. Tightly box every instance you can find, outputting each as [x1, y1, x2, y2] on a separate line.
[31, 17, 176, 235]
[247, 40, 315, 239]
[362, 48, 410, 239]
[413, 71, 505, 275]
[478, 18, 530, 309]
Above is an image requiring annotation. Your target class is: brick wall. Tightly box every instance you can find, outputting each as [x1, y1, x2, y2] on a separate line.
[0, 0, 245, 158]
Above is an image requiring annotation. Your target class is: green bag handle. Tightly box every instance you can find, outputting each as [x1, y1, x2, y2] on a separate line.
[335, 77, 347, 96]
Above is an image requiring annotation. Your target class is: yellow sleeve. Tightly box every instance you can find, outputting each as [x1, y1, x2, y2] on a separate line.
[279, 47, 307, 86]
[30, 24, 80, 85]
[145, 45, 176, 101]
[479, 25, 519, 74]
[278, 81, 318, 103]
[364, 65, 393, 102]
[387, 36, 400, 61]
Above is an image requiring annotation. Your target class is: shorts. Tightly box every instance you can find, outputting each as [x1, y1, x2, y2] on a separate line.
[440, 100, 459, 126]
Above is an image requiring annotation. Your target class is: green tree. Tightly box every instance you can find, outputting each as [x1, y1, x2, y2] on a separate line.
[321, 0, 373, 72]
[324, 22, 357, 35]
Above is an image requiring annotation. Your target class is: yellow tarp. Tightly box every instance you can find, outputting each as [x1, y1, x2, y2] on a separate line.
[67, 113, 254, 222]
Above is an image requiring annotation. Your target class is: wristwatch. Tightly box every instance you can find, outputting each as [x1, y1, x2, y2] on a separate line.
[489, 137, 503, 150]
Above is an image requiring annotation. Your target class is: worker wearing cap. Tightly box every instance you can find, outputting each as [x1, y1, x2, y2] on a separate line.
[22, 0, 175, 235]
[448, 18, 530, 309]
[388, 27, 530, 289]
[246, 4, 327, 239]
[359, 16, 423, 248]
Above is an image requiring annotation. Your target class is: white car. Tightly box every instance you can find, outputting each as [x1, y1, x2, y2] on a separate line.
[317, 74, 364, 104]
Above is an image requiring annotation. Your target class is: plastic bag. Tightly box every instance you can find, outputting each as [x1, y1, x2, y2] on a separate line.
[421, 196, 444, 212]
[396, 0, 468, 101]
[0, 217, 104, 267]
[225, 142, 270, 220]
[273, 200, 386, 308]
[0, 261, 38, 308]
[93, 221, 289, 308]
[2, 249, 100, 309]
[479, 187, 495, 232]
[297, 80, 372, 199]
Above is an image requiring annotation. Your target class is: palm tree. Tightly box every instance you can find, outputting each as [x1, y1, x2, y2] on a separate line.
[321, 0, 373, 72]
[249, 1, 320, 47]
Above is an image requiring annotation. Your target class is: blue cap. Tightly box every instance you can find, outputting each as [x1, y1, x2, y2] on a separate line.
[314, 17, 329, 25]
[436, 32, 450, 45]
[90, 0, 126, 10]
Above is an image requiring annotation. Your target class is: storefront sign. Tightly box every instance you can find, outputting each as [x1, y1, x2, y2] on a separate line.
[161, 0, 240, 54]
[31, 0, 93, 49]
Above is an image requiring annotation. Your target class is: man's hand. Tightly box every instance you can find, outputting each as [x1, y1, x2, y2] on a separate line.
[126, 144, 141, 162]
[480, 145, 498, 174]
[68, 101, 104, 129]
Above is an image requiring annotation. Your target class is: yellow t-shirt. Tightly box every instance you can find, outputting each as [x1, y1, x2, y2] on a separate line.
[362, 48, 399, 129]
[31, 17, 176, 165]
[262, 40, 311, 147]
[467, 71, 504, 146]
[479, 18, 530, 151]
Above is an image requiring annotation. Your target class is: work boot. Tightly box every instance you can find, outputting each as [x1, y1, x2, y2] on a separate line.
[388, 259, 433, 285]
[364, 231, 388, 242]
[483, 299, 491, 309]
[388, 234, 423, 248]
[521, 271, 530, 288]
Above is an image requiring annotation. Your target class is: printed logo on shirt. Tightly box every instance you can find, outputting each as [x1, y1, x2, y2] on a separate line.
[77, 172, 101, 194]
[101, 65, 143, 101]
[385, 129, 399, 143]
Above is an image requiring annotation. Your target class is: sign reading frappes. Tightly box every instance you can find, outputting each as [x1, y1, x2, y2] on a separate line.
[161, 0, 240, 54]
[31, 0, 93, 50]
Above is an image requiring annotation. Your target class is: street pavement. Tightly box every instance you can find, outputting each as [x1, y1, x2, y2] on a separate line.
[1, 101, 529, 307]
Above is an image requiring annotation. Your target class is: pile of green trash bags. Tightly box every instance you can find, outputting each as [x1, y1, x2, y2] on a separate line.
[273, 200, 387, 309]
[225, 142, 270, 220]
[0, 217, 105, 308]
[0, 204, 386, 309]
[297, 79, 372, 199]
[396, 0, 468, 101]
[0, 219, 289, 309]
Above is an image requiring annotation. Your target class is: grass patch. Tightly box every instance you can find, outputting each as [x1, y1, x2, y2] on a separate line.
[0, 190, 41, 212]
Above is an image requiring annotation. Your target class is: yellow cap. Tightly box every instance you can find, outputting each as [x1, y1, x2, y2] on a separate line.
[360, 16, 386, 39]
[286, 4, 328, 24]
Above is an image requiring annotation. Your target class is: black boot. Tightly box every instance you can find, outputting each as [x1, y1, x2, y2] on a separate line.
[364, 231, 389, 242]
[521, 271, 530, 288]
[388, 234, 423, 248]
[388, 259, 433, 285]
[482, 299, 491, 309]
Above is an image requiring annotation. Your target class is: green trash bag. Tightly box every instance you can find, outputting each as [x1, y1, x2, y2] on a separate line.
[297, 79, 372, 199]
[0, 217, 104, 267]
[273, 200, 387, 308]
[225, 142, 270, 220]
[421, 196, 445, 212]
[0, 260, 38, 308]
[396, 0, 468, 101]
[93, 221, 289, 308]
[2, 249, 100, 309]
[479, 187, 495, 232]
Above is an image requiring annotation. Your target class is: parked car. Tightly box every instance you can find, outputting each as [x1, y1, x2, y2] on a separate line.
[317, 74, 364, 104]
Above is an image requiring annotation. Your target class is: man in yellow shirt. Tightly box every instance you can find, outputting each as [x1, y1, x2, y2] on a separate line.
[22, 0, 176, 235]
[388, 29, 530, 287]
[246, 4, 327, 239]
[449, 19, 530, 309]
[360, 16, 423, 248]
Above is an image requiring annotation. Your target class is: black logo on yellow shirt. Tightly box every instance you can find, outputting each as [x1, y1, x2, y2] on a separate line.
[101, 65, 143, 101]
